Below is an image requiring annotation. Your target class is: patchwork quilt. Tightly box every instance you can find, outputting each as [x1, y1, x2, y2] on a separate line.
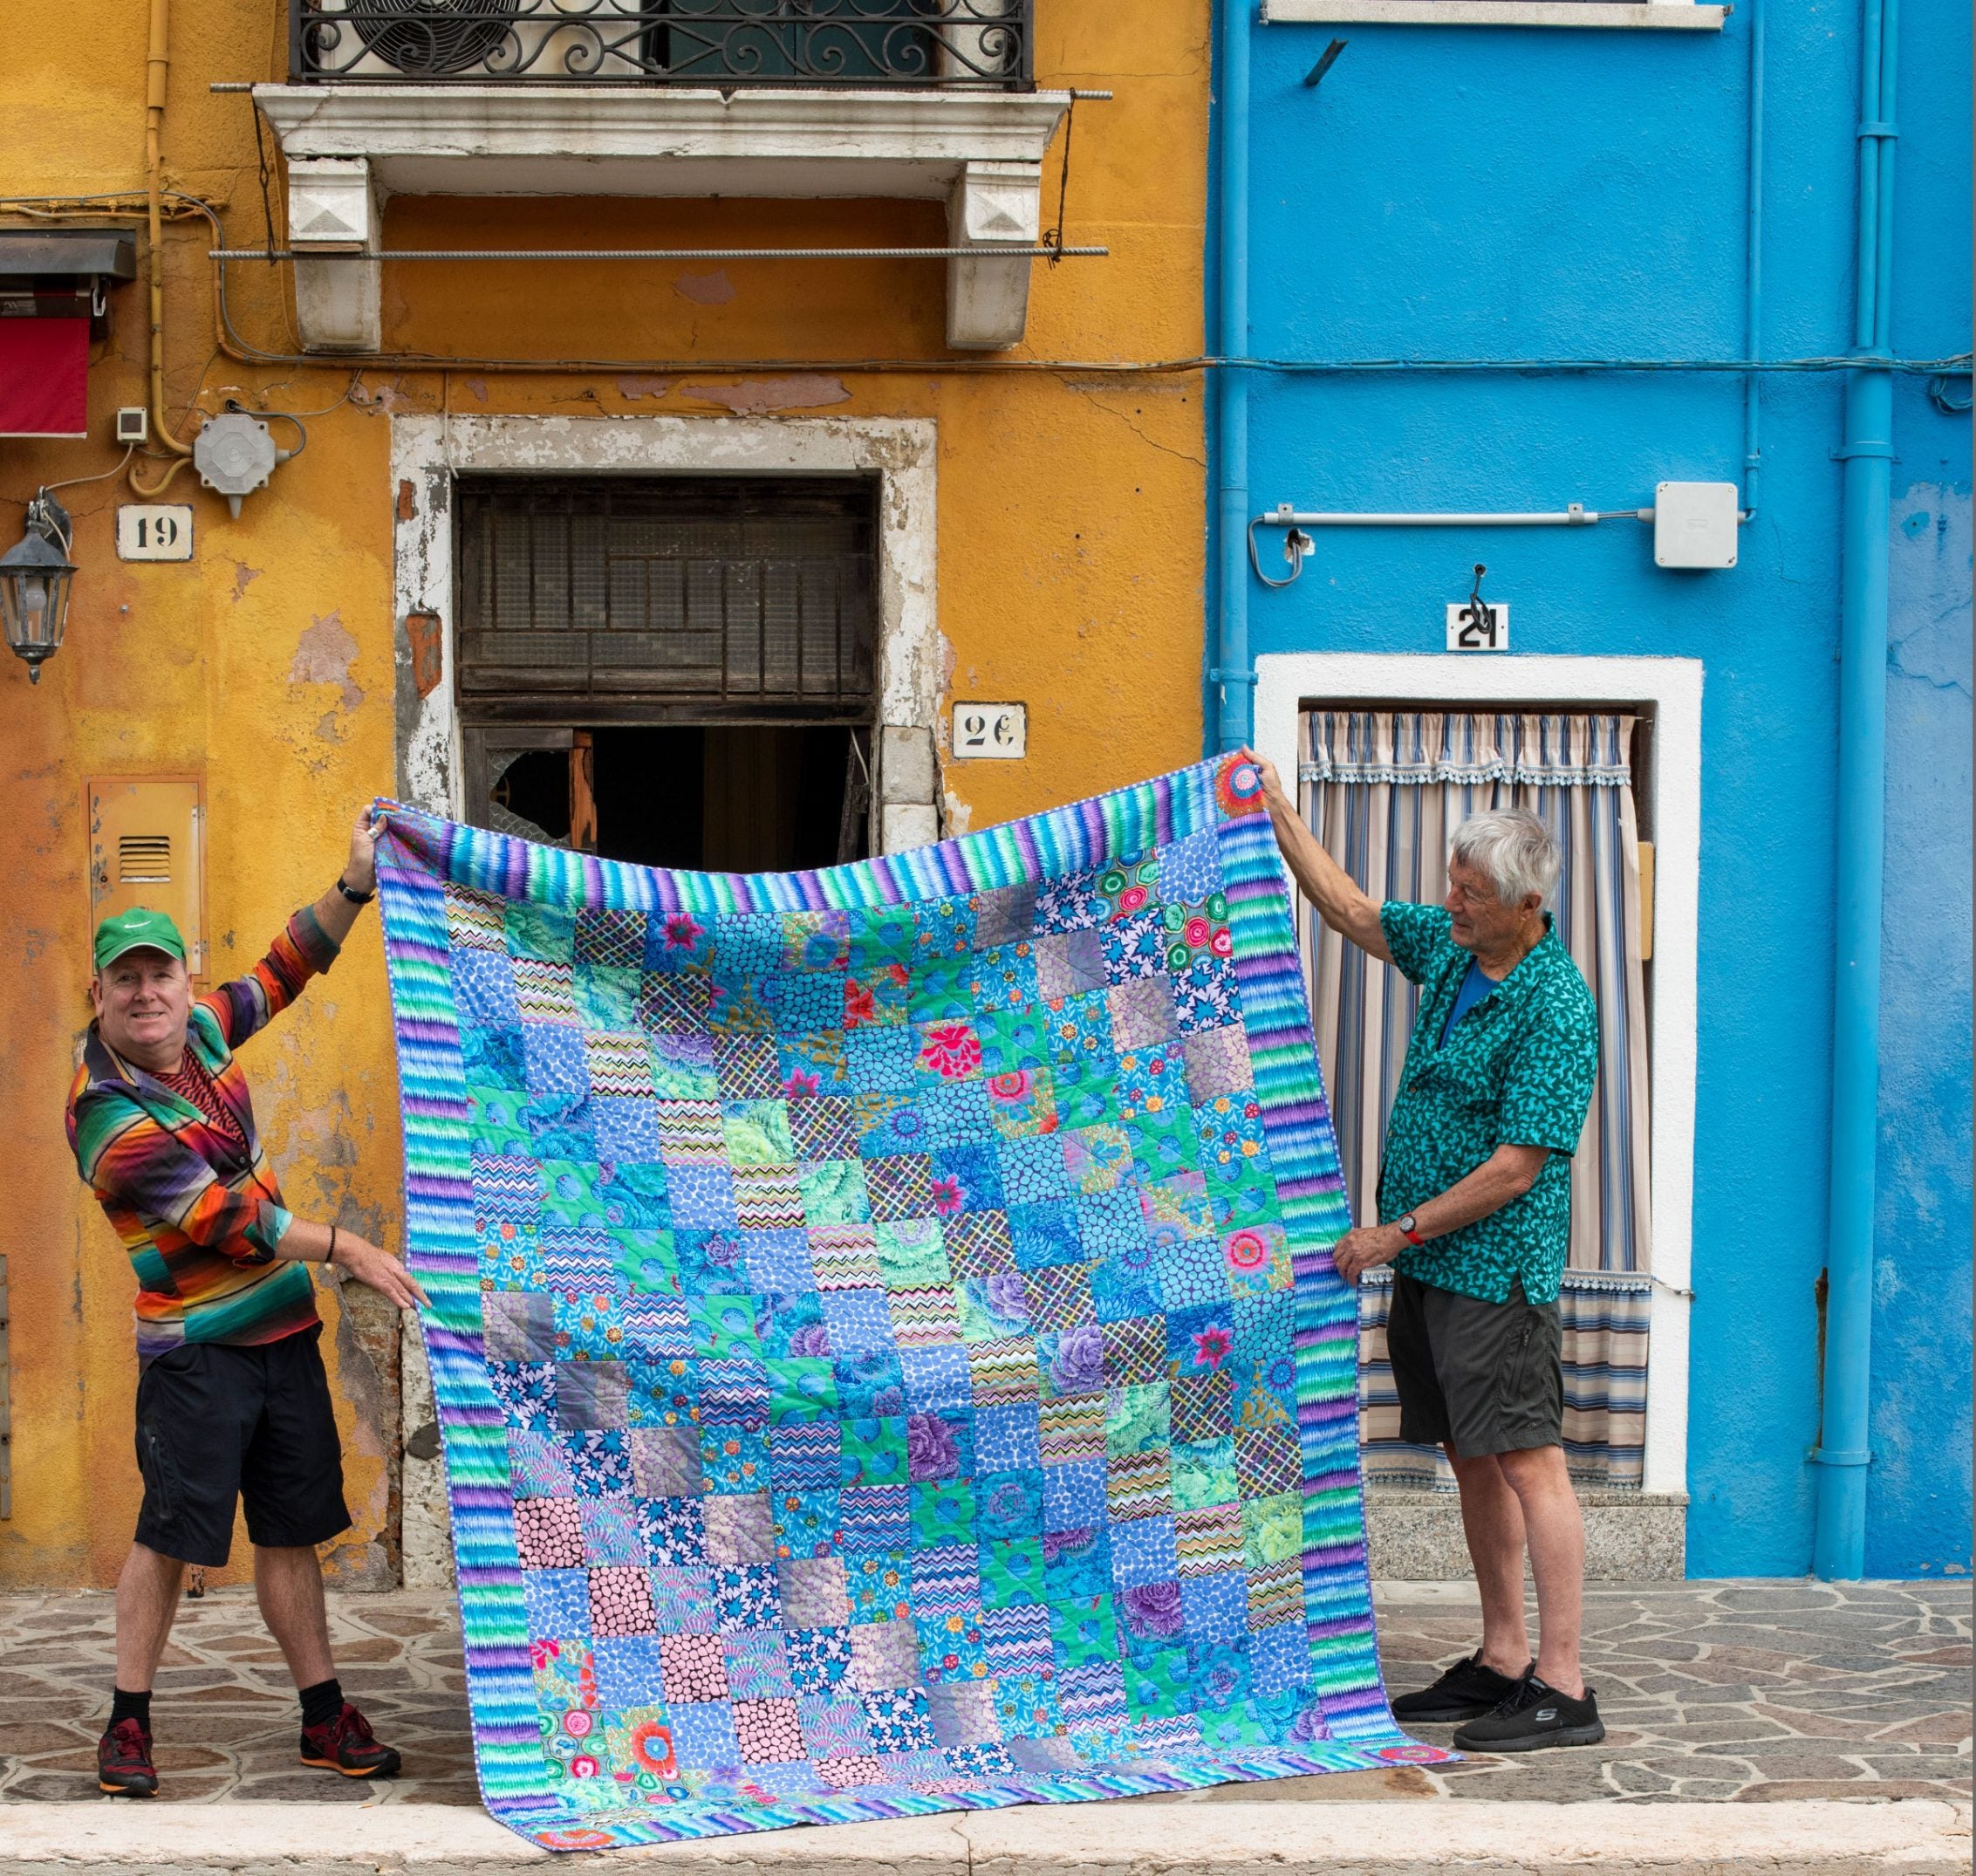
[376, 754, 1446, 1851]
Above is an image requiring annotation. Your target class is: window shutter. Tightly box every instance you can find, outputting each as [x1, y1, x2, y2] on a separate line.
[454, 476, 878, 718]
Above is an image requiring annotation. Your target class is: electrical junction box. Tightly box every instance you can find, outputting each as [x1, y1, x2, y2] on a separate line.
[194, 410, 279, 518]
[1654, 481, 1740, 568]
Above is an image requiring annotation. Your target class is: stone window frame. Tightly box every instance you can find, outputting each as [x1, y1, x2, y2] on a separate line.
[389, 412, 942, 852]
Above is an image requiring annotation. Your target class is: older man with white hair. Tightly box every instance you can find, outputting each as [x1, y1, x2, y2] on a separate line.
[1247, 753, 1603, 1756]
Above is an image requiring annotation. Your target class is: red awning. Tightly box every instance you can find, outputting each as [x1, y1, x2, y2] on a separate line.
[0, 319, 89, 438]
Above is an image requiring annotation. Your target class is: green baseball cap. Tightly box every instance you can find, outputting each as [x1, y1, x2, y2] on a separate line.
[93, 907, 188, 972]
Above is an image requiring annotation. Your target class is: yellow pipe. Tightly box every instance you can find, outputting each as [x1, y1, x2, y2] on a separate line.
[128, 454, 193, 496]
[142, 0, 193, 462]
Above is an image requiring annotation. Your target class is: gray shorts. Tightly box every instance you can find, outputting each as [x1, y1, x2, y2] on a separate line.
[1386, 1271, 1563, 1459]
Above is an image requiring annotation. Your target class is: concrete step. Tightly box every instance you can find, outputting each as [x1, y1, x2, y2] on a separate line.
[1, 1799, 1967, 1875]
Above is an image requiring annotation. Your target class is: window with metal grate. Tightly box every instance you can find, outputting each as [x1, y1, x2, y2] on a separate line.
[453, 475, 879, 721]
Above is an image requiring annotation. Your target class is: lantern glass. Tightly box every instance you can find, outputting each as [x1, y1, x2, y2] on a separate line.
[0, 527, 75, 684]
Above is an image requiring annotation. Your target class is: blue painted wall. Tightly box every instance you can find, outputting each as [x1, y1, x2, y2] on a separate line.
[1213, 0, 1971, 1575]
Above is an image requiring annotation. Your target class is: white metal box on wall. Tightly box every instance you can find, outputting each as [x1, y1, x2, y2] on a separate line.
[1653, 482, 1740, 569]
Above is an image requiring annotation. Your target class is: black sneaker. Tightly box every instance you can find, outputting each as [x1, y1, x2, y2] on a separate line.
[1453, 1672, 1606, 1752]
[97, 1717, 158, 1797]
[1391, 1651, 1533, 1724]
[299, 1701, 402, 1778]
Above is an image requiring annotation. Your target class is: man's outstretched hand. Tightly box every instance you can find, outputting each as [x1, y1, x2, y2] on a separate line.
[345, 807, 383, 897]
[330, 1232, 429, 1312]
[1237, 747, 1290, 811]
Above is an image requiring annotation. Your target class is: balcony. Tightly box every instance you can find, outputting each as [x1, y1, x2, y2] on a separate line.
[256, 1, 1065, 353]
[289, 0, 1032, 89]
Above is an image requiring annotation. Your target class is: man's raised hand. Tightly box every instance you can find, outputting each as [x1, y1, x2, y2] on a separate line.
[1238, 747, 1289, 808]
[345, 807, 382, 898]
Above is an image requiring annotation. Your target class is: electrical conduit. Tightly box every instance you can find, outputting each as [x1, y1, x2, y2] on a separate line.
[132, 0, 195, 496]
[1212, 0, 1252, 753]
[1812, 0, 1899, 1580]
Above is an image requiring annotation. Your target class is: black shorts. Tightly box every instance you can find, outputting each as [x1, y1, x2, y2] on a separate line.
[133, 1323, 350, 1568]
[1386, 1271, 1563, 1460]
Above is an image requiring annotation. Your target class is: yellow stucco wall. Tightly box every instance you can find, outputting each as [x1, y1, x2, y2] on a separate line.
[0, 0, 1209, 1590]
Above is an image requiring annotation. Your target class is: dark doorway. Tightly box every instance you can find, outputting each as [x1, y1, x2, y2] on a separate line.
[487, 724, 869, 873]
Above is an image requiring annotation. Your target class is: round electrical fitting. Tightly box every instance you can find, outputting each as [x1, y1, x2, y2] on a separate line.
[195, 412, 278, 511]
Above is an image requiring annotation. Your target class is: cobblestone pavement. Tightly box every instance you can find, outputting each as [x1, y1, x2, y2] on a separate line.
[0, 1580, 1964, 1807]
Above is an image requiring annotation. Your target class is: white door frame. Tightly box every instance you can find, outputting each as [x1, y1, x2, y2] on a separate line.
[1255, 652, 1701, 1499]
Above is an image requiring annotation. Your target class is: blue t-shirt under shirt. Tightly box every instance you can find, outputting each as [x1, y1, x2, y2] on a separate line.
[1439, 955, 1500, 1047]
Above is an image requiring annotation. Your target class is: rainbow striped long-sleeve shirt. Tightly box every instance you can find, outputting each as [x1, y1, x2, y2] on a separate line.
[66, 908, 339, 1357]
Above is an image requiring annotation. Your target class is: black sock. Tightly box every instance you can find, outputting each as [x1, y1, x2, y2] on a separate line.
[108, 1687, 151, 1733]
[299, 1676, 343, 1732]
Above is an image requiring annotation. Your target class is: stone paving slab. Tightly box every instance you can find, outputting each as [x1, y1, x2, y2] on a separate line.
[1, 1799, 1971, 1875]
[0, 1580, 1964, 1810]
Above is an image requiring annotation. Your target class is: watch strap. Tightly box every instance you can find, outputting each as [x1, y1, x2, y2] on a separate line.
[336, 877, 376, 905]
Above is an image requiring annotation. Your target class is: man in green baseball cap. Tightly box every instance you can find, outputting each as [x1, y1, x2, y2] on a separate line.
[68, 811, 426, 1798]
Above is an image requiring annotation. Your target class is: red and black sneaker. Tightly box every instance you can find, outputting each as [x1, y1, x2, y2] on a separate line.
[298, 1702, 402, 1778]
[98, 1717, 159, 1797]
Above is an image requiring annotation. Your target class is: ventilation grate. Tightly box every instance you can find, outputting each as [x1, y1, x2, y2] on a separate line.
[118, 834, 172, 884]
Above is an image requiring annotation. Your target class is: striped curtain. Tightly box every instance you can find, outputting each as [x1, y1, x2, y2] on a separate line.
[1298, 710, 1653, 1489]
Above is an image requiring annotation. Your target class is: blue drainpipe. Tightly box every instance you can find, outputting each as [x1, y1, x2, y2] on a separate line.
[1742, 0, 1765, 518]
[1211, 0, 1254, 753]
[1812, 0, 1899, 1580]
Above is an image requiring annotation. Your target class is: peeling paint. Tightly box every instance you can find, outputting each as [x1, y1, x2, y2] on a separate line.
[229, 560, 261, 603]
[352, 376, 414, 414]
[291, 611, 365, 713]
[406, 609, 444, 699]
[677, 375, 851, 414]
[671, 268, 735, 305]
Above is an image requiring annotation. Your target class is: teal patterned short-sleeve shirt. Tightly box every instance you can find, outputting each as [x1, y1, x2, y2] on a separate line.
[1374, 902, 1598, 1305]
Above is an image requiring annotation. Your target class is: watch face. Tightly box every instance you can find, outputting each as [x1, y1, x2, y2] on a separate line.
[1398, 1214, 1418, 1236]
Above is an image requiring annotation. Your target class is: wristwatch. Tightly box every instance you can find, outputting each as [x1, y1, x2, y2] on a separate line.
[336, 876, 376, 905]
[1396, 1213, 1426, 1247]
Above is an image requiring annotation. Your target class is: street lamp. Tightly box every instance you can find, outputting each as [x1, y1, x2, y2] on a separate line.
[1, 493, 76, 685]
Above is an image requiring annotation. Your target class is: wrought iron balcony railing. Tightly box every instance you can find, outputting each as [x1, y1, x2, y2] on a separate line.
[290, 0, 1032, 88]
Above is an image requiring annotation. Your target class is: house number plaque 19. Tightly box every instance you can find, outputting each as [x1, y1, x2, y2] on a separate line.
[117, 505, 195, 562]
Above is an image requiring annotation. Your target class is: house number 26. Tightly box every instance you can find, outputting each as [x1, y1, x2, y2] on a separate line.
[952, 703, 1027, 759]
